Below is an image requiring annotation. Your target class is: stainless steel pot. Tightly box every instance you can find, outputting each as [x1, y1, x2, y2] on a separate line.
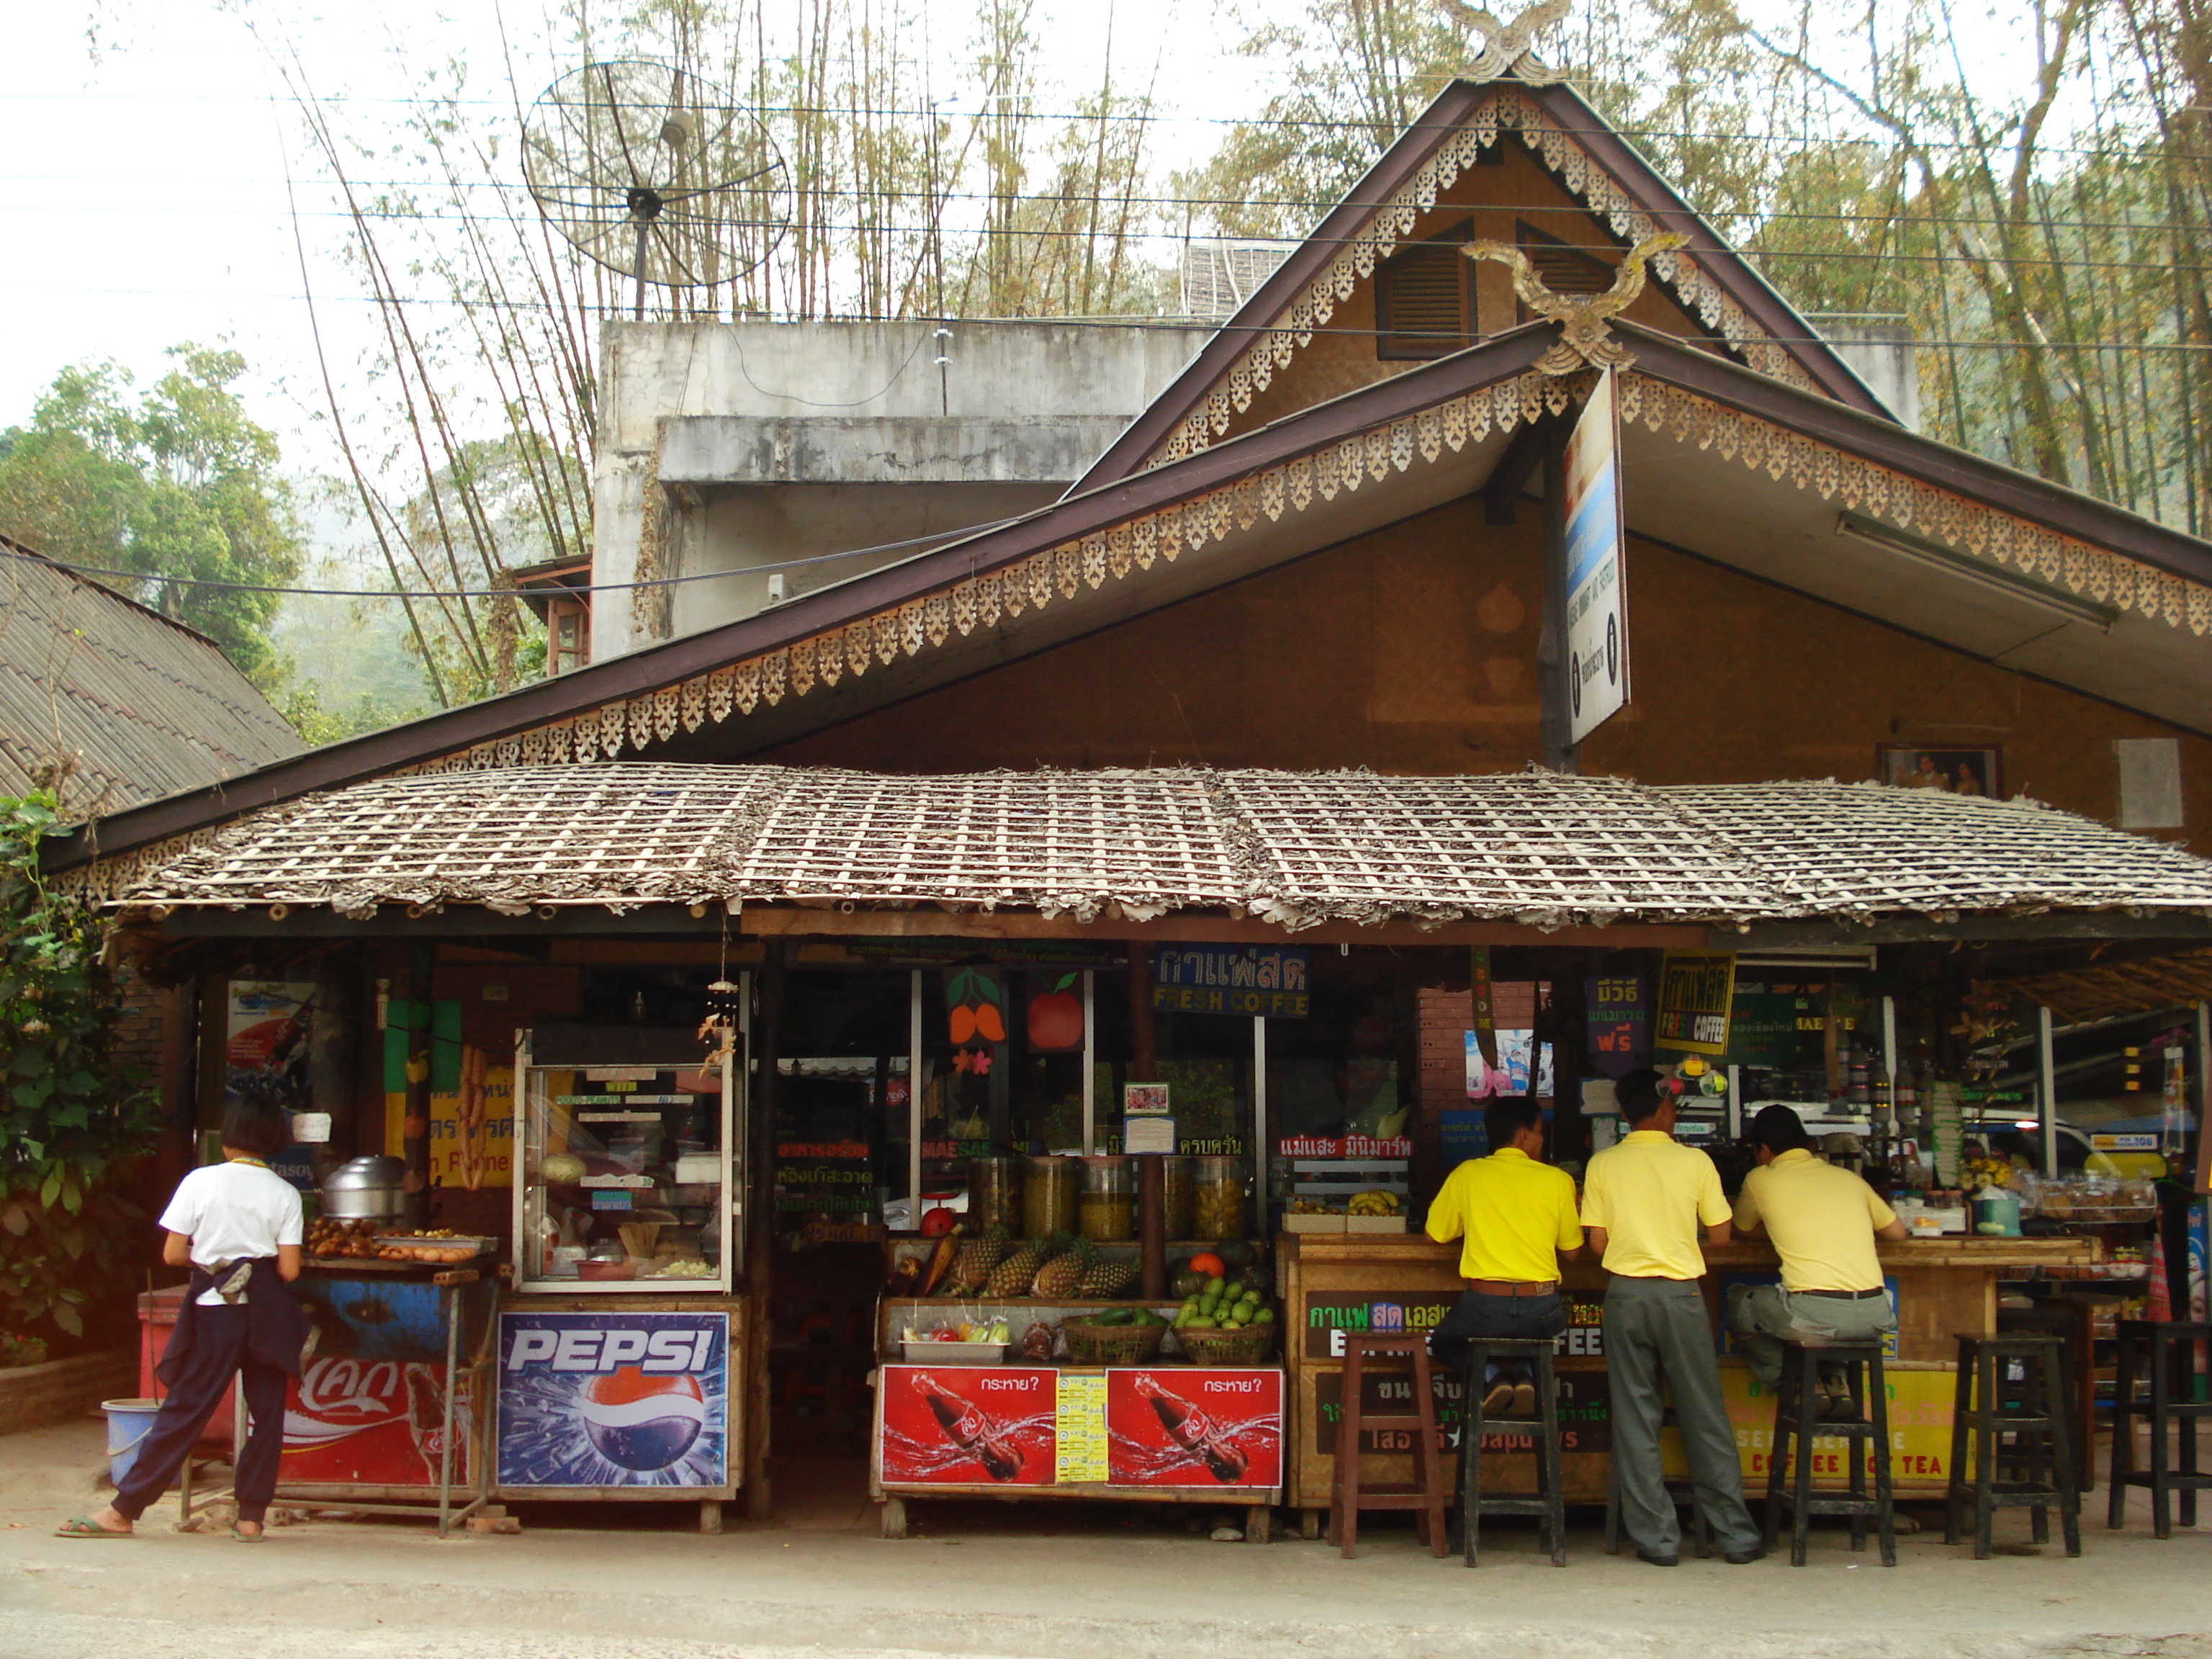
[321, 1155, 405, 1221]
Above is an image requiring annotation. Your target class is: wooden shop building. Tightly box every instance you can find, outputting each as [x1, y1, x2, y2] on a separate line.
[45, 58, 2212, 1534]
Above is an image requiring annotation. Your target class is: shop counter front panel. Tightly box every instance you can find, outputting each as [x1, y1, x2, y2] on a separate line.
[493, 1295, 746, 1501]
[1279, 1233, 2099, 1515]
[874, 1363, 1285, 1500]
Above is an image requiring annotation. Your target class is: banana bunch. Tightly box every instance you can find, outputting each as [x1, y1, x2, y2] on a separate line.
[1288, 1197, 1337, 1215]
[1348, 1190, 1402, 1217]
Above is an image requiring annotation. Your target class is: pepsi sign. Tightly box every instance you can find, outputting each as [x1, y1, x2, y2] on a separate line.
[497, 1311, 728, 1491]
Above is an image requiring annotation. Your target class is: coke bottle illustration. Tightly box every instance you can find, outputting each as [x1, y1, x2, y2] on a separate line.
[915, 1374, 1022, 1482]
[1134, 1374, 1248, 1483]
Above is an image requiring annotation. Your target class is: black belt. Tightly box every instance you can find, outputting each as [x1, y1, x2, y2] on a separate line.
[1794, 1287, 1887, 1300]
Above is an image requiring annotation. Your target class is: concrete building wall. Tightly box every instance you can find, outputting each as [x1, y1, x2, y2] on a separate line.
[592, 319, 1213, 660]
[1807, 315, 1922, 430]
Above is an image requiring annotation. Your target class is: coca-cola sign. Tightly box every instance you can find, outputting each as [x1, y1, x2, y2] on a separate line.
[1105, 1368, 1282, 1489]
[282, 1356, 473, 1486]
[878, 1366, 1056, 1487]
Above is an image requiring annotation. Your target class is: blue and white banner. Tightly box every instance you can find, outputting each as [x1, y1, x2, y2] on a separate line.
[496, 1310, 729, 1490]
[1563, 368, 1628, 746]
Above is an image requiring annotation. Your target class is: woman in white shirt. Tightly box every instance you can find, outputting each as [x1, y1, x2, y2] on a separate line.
[57, 1099, 307, 1542]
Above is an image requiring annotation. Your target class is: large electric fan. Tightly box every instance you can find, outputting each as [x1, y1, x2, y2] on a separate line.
[521, 60, 788, 317]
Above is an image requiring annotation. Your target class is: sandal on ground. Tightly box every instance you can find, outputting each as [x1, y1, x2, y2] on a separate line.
[230, 1522, 266, 1543]
[55, 1516, 132, 1539]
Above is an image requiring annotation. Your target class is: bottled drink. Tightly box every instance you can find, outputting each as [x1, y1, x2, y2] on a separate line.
[914, 1374, 1022, 1482]
[1134, 1373, 1249, 1483]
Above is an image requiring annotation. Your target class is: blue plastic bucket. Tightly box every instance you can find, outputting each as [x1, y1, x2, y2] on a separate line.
[102, 1398, 160, 1489]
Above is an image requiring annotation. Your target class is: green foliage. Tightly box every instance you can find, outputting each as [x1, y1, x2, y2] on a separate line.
[0, 345, 304, 682]
[0, 1331, 48, 1369]
[0, 791, 158, 1349]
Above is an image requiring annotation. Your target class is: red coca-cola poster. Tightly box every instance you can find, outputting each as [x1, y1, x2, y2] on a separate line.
[1106, 1368, 1282, 1489]
[279, 1356, 474, 1486]
[879, 1366, 1056, 1487]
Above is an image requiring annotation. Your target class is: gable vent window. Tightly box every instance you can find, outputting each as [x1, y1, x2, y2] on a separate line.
[1375, 227, 1474, 360]
[1514, 222, 1614, 313]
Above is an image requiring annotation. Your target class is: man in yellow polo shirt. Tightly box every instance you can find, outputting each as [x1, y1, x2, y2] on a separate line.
[1425, 1097, 1582, 1414]
[1581, 1066, 1763, 1566]
[1727, 1104, 1907, 1416]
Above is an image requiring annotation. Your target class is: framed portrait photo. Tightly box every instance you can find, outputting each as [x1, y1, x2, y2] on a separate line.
[1877, 745, 2001, 800]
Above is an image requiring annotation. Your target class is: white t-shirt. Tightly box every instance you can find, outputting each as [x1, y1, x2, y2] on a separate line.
[158, 1162, 305, 1305]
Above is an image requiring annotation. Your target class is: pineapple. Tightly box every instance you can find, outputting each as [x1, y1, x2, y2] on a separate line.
[945, 1229, 1007, 1295]
[1080, 1255, 1138, 1298]
[985, 1239, 1048, 1298]
[1033, 1238, 1089, 1300]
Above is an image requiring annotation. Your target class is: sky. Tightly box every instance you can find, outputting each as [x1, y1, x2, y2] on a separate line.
[0, 1, 1256, 468]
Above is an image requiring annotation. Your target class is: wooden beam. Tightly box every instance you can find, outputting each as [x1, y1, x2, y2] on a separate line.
[739, 908, 1708, 948]
[1483, 423, 1547, 526]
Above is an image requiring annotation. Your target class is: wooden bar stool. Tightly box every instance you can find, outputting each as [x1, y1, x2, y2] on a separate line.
[2108, 1319, 2212, 1538]
[1329, 1332, 1447, 1560]
[1456, 1336, 1566, 1567]
[1944, 1332, 2081, 1560]
[1761, 1336, 1896, 1567]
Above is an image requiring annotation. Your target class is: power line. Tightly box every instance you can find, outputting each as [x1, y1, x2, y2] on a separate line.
[1, 516, 1024, 602]
[0, 284, 2201, 356]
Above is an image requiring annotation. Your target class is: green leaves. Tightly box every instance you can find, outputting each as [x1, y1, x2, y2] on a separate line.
[0, 788, 154, 1358]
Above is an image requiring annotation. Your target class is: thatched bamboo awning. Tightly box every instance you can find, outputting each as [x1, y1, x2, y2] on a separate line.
[81, 764, 2212, 935]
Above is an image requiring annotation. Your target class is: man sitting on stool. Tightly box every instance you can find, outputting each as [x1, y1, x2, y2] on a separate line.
[1424, 1096, 1582, 1416]
[1726, 1104, 1908, 1419]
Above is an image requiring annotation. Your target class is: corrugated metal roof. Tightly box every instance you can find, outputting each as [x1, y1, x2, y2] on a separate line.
[0, 536, 305, 815]
[102, 763, 2212, 930]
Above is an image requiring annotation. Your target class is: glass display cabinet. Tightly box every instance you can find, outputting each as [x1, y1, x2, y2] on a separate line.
[513, 1008, 747, 1294]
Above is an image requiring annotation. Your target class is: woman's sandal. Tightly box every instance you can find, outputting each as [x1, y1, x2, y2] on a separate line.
[230, 1522, 266, 1543]
[55, 1516, 132, 1539]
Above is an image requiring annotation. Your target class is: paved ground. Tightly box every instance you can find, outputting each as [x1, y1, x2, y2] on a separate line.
[2, 1420, 2207, 1659]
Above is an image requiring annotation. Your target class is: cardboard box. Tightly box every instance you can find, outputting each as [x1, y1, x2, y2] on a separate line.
[1345, 1215, 1408, 1234]
[1282, 1213, 1346, 1233]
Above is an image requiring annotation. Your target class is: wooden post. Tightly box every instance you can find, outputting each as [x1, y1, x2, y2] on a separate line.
[157, 979, 199, 1192]
[1539, 417, 1576, 775]
[745, 940, 785, 1524]
[1137, 1154, 1166, 1300]
[401, 943, 433, 1230]
[1128, 943, 1156, 1082]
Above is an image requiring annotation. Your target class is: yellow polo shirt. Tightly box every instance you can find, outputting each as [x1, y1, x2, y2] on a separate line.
[1732, 1148, 1897, 1292]
[1580, 1130, 1730, 1280]
[1424, 1148, 1583, 1282]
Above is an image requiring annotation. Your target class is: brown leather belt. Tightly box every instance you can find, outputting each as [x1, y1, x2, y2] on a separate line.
[1795, 1287, 1887, 1300]
[1464, 1280, 1558, 1298]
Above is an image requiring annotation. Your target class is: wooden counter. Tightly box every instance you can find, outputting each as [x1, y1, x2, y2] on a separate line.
[1278, 1231, 2100, 1526]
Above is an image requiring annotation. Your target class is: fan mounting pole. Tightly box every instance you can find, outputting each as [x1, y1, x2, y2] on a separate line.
[626, 185, 665, 321]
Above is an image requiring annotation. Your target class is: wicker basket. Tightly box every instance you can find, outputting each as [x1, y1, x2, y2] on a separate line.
[1175, 1325, 1274, 1365]
[1064, 1318, 1168, 1365]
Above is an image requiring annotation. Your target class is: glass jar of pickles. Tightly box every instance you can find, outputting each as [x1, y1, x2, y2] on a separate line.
[1022, 1155, 1077, 1236]
[1161, 1154, 1195, 1239]
[966, 1156, 1022, 1235]
[1078, 1155, 1136, 1241]
[1192, 1156, 1247, 1240]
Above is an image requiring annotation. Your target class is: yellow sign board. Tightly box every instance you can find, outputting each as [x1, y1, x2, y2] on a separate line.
[1662, 1364, 1957, 1488]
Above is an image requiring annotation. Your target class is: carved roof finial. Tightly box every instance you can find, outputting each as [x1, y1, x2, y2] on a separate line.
[1465, 231, 1691, 374]
[1439, 1, 1572, 85]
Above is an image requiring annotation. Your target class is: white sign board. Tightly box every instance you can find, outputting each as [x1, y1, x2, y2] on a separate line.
[1563, 368, 1628, 745]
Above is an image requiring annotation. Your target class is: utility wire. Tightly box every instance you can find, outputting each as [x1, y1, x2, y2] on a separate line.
[6, 516, 1024, 602]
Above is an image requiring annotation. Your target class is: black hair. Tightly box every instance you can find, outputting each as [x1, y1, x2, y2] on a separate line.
[1614, 1066, 1667, 1125]
[219, 1098, 292, 1161]
[1485, 1096, 1544, 1155]
[1746, 1102, 1815, 1156]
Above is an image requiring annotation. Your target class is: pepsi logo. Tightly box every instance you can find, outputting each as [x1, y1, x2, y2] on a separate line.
[578, 1366, 706, 1471]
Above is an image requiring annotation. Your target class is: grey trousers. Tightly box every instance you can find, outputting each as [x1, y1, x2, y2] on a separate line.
[1604, 1275, 1760, 1555]
[1725, 1282, 1894, 1392]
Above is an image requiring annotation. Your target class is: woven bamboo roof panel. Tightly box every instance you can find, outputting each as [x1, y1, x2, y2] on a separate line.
[1214, 770, 1773, 930]
[1672, 782, 2212, 921]
[109, 763, 2212, 929]
[722, 768, 1246, 922]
